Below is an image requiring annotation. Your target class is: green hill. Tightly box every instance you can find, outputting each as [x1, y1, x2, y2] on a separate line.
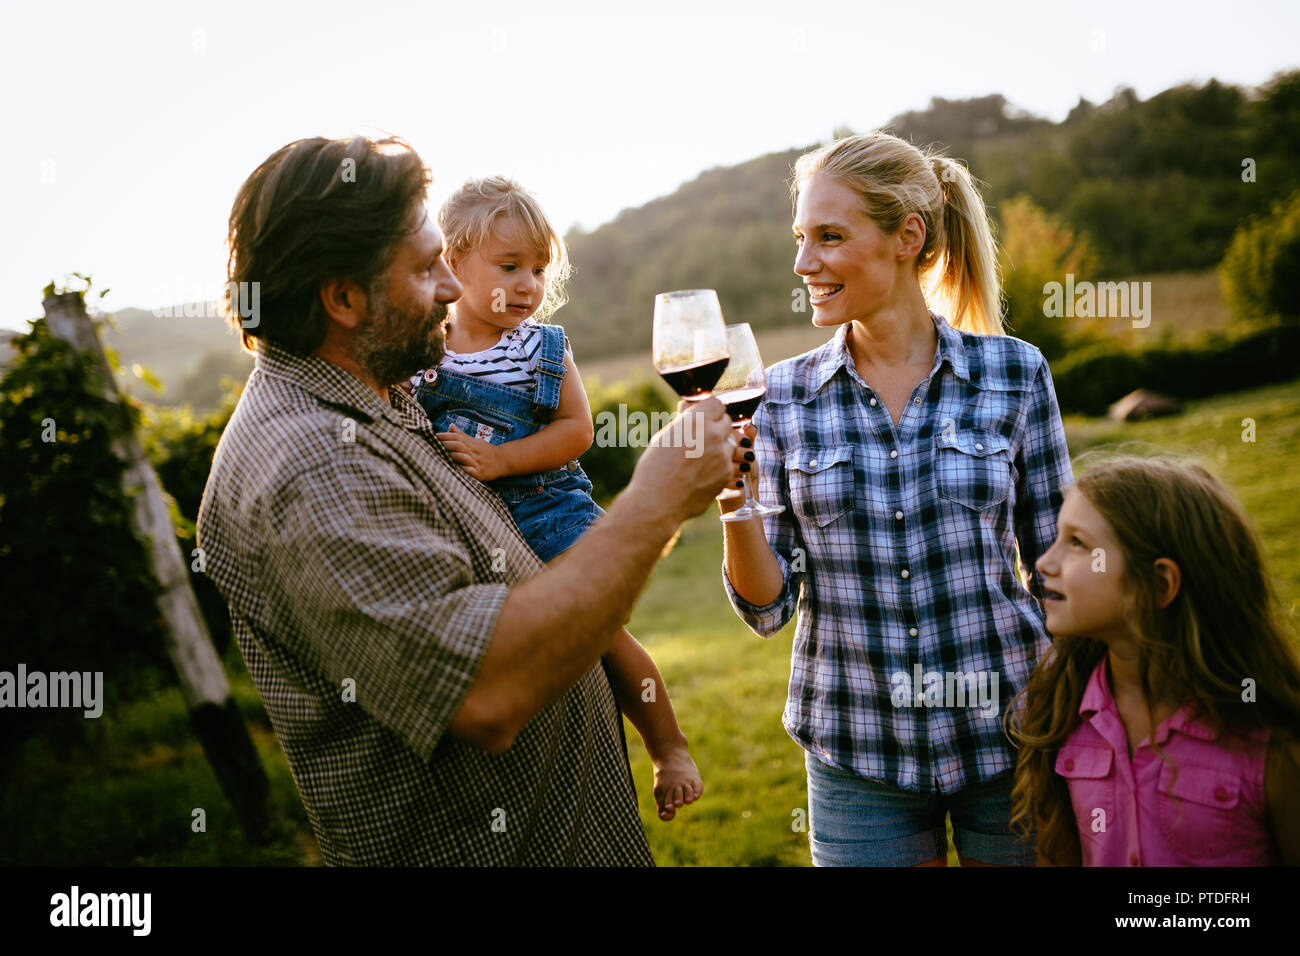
[78, 69, 1300, 405]
[558, 73, 1300, 360]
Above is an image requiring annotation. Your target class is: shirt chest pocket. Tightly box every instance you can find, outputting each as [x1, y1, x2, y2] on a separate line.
[933, 429, 1013, 512]
[785, 446, 855, 528]
[1055, 744, 1115, 863]
[1156, 762, 1250, 861]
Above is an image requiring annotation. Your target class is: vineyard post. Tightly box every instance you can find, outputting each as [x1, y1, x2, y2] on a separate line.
[43, 290, 270, 842]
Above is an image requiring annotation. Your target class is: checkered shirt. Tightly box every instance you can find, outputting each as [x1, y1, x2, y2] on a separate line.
[723, 313, 1074, 794]
[197, 341, 652, 865]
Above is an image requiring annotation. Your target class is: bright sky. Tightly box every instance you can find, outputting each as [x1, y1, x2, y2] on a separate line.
[2, 0, 1296, 329]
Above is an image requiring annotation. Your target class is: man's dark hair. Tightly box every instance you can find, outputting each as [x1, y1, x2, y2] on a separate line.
[225, 135, 431, 353]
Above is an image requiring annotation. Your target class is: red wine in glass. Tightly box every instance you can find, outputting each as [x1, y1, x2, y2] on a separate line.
[659, 356, 730, 400]
[718, 385, 765, 422]
[652, 290, 730, 403]
[716, 324, 783, 522]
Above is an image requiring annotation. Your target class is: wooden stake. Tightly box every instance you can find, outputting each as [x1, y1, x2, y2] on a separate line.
[43, 291, 270, 842]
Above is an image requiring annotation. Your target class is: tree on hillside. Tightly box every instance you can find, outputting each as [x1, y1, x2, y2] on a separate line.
[1219, 190, 1300, 326]
[884, 94, 1051, 162]
[534, 76, 1296, 363]
[998, 195, 1097, 360]
[1257, 69, 1300, 157]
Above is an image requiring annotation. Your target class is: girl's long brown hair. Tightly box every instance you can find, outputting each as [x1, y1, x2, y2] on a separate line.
[1006, 454, 1300, 865]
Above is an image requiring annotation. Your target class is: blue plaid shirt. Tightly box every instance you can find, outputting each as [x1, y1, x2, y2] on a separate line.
[723, 313, 1073, 794]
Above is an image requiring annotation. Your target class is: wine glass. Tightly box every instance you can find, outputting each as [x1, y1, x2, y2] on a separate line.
[652, 290, 730, 402]
[714, 323, 784, 522]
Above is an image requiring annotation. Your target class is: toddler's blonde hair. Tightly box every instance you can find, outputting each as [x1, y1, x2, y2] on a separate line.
[438, 176, 572, 321]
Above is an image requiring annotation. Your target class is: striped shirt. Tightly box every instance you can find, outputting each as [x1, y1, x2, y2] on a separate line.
[723, 313, 1074, 795]
[197, 340, 652, 865]
[410, 320, 557, 393]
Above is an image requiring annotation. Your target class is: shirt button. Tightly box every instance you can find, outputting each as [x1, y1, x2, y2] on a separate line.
[890, 450, 899, 459]
[894, 511, 904, 520]
[900, 569, 910, 579]
[913, 396, 921, 405]
[1063, 759, 1074, 772]
[1215, 786, 1229, 801]
[809, 459, 818, 468]
[975, 443, 984, 451]
[869, 397, 878, 406]
[908, 627, 918, 636]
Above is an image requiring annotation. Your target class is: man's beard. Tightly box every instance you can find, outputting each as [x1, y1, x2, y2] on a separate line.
[353, 281, 447, 389]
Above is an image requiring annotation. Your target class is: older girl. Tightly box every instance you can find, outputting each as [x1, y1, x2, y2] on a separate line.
[1009, 456, 1300, 866]
[722, 131, 1074, 866]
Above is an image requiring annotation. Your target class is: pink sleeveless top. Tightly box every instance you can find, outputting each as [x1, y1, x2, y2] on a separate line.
[1057, 658, 1277, 866]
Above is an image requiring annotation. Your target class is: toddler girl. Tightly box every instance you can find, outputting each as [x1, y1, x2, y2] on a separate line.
[412, 176, 703, 822]
[1008, 455, 1300, 865]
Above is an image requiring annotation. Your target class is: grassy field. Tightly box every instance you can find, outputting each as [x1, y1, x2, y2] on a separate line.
[3, 375, 1295, 866]
[621, 379, 1299, 865]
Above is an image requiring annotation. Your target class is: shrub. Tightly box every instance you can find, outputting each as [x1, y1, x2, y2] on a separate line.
[581, 377, 673, 504]
[998, 194, 1098, 361]
[1051, 324, 1300, 415]
[1219, 190, 1300, 326]
[0, 315, 170, 776]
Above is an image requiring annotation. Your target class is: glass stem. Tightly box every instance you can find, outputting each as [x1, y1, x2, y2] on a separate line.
[741, 471, 760, 510]
[737, 421, 759, 510]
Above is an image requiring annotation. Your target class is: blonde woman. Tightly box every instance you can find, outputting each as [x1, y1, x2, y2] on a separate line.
[722, 132, 1074, 866]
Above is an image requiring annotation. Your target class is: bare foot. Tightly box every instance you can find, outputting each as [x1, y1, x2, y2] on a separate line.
[652, 747, 703, 822]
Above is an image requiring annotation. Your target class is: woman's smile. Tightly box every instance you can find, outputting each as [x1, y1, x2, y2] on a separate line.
[793, 174, 906, 327]
[807, 283, 844, 305]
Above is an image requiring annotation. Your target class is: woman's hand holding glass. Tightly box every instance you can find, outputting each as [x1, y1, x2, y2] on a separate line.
[718, 420, 759, 511]
[713, 323, 783, 522]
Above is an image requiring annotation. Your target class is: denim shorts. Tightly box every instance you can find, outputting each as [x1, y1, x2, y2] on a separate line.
[804, 750, 1036, 866]
[495, 467, 605, 563]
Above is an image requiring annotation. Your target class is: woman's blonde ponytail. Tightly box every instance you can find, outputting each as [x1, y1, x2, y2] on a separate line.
[928, 155, 1003, 335]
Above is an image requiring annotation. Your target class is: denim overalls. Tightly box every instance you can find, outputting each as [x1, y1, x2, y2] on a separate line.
[414, 323, 605, 563]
